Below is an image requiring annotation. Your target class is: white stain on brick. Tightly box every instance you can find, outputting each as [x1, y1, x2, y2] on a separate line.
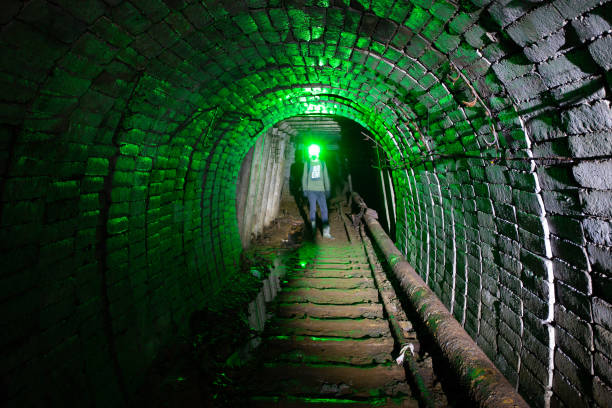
[449, 206, 457, 316]
[522, 110, 556, 408]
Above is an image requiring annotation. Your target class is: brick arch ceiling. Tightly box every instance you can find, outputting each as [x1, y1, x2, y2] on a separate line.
[1, 0, 611, 407]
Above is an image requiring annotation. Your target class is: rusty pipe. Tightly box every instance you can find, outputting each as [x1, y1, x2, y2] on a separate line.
[352, 192, 529, 408]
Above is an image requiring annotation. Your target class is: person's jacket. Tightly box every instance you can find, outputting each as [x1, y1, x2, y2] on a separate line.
[302, 159, 330, 194]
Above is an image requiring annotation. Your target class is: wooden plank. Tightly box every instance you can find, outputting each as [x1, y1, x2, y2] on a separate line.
[250, 396, 419, 408]
[284, 277, 375, 289]
[277, 288, 379, 304]
[249, 365, 411, 398]
[267, 318, 391, 338]
[306, 263, 371, 270]
[262, 337, 394, 365]
[276, 303, 384, 319]
[287, 269, 372, 279]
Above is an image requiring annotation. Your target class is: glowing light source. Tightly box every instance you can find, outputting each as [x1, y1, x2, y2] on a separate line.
[308, 144, 321, 159]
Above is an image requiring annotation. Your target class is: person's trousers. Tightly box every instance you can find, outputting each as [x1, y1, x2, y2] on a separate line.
[306, 191, 328, 223]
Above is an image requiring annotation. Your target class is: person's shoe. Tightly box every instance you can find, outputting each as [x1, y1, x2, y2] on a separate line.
[323, 226, 334, 239]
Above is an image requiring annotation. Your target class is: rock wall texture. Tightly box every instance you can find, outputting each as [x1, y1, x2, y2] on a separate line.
[236, 127, 289, 247]
[0, 1, 610, 407]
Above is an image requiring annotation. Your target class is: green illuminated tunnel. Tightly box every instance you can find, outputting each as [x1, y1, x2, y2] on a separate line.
[1, 1, 611, 407]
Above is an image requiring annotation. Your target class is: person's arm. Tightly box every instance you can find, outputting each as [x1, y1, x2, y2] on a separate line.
[323, 161, 330, 198]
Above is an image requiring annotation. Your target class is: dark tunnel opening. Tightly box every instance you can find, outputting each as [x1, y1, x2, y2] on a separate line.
[235, 115, 395, 246]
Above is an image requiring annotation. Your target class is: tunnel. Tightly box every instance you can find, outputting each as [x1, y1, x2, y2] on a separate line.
[0, 0, 611, 407]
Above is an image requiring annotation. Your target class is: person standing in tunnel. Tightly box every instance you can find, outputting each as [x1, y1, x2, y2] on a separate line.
[302, 144, 334, 239]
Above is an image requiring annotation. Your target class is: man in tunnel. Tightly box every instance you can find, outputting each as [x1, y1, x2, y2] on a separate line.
[302, 144, 334, 239]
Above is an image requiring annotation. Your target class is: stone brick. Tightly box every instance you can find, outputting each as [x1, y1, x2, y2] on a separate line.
[557, 325, 593, 371]
[44, 68, 92, 97]
[508, 170, 536, 191]
[54, 0, 106, 24]
[489, 1, 532, 27]
[526, 112, 564, 141]
[72, 32, 117, 65]
[1, 200, 44, 226]
[518, 365, 547, 408]
[593, 376, 612, 408]
[557, 280, 592, 321]
[595, 352, 612, 386]
[112, 171, 135, 186]
[553, 0, 603, 19]
[494, 202, 516, 223]
[538, 49, 598, 88]
[81, 176, 104, 193]
[595, 324, 612, 362]
[548, 215, 583, 244]
[91, 17, 133, 48]
[553, 260, 590, 296]
[85, 158, 109, 176]
[522, 287, 548, 319]
[112, 1, 152, 35]
[555, 303, 593, 348]
[111, 187, 130, 202]
[116, 156, 136, 172]
[583, 218, 612, 248]
[48, 180, 79, 202]
[513, 189, 543, 216]
[79, 193, 99, 212]
[593, 297, 612, 332]
[489, 183, 512, 203]
[562, 100, 612, 135]
[569, 131, 612, 158]
[581, 190, 612, 218]
[589, 34, 612, 71]
[553, 371, 591, 408]
[515, 211, 543, 235]
[551, 235, 589, 270]
[551, 76, 607, 108]
[492, 55, 532, 83]
[506, 4, 565, 47]
[572, 9, 611, 41]
[519, 227, 547, 256]
[542, 190, 582, 216]
[524, 29, 565, 63]
[573, 160, 612, 189]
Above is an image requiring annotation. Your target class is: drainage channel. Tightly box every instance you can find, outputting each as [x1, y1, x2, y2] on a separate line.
[240, 203, 448, 407]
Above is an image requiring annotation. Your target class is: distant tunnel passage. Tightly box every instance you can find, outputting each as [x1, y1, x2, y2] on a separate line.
[0, 1, 611, 408]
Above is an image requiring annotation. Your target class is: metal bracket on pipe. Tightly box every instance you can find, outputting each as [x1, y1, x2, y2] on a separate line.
[351, 192, 530, 408]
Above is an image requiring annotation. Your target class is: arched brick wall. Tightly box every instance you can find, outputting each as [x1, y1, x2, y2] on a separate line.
[0, 1, 610, 407]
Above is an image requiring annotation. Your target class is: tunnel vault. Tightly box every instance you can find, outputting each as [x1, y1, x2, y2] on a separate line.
[1, 1, 611, 407]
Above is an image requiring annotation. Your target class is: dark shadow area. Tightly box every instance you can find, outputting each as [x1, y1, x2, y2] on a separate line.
[133, 254, 269, 408]
[289, 147, 310, 232]
[337, 117, 393, 237]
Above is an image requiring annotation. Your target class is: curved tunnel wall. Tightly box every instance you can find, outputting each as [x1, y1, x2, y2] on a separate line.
[0, 1, 611, 407]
